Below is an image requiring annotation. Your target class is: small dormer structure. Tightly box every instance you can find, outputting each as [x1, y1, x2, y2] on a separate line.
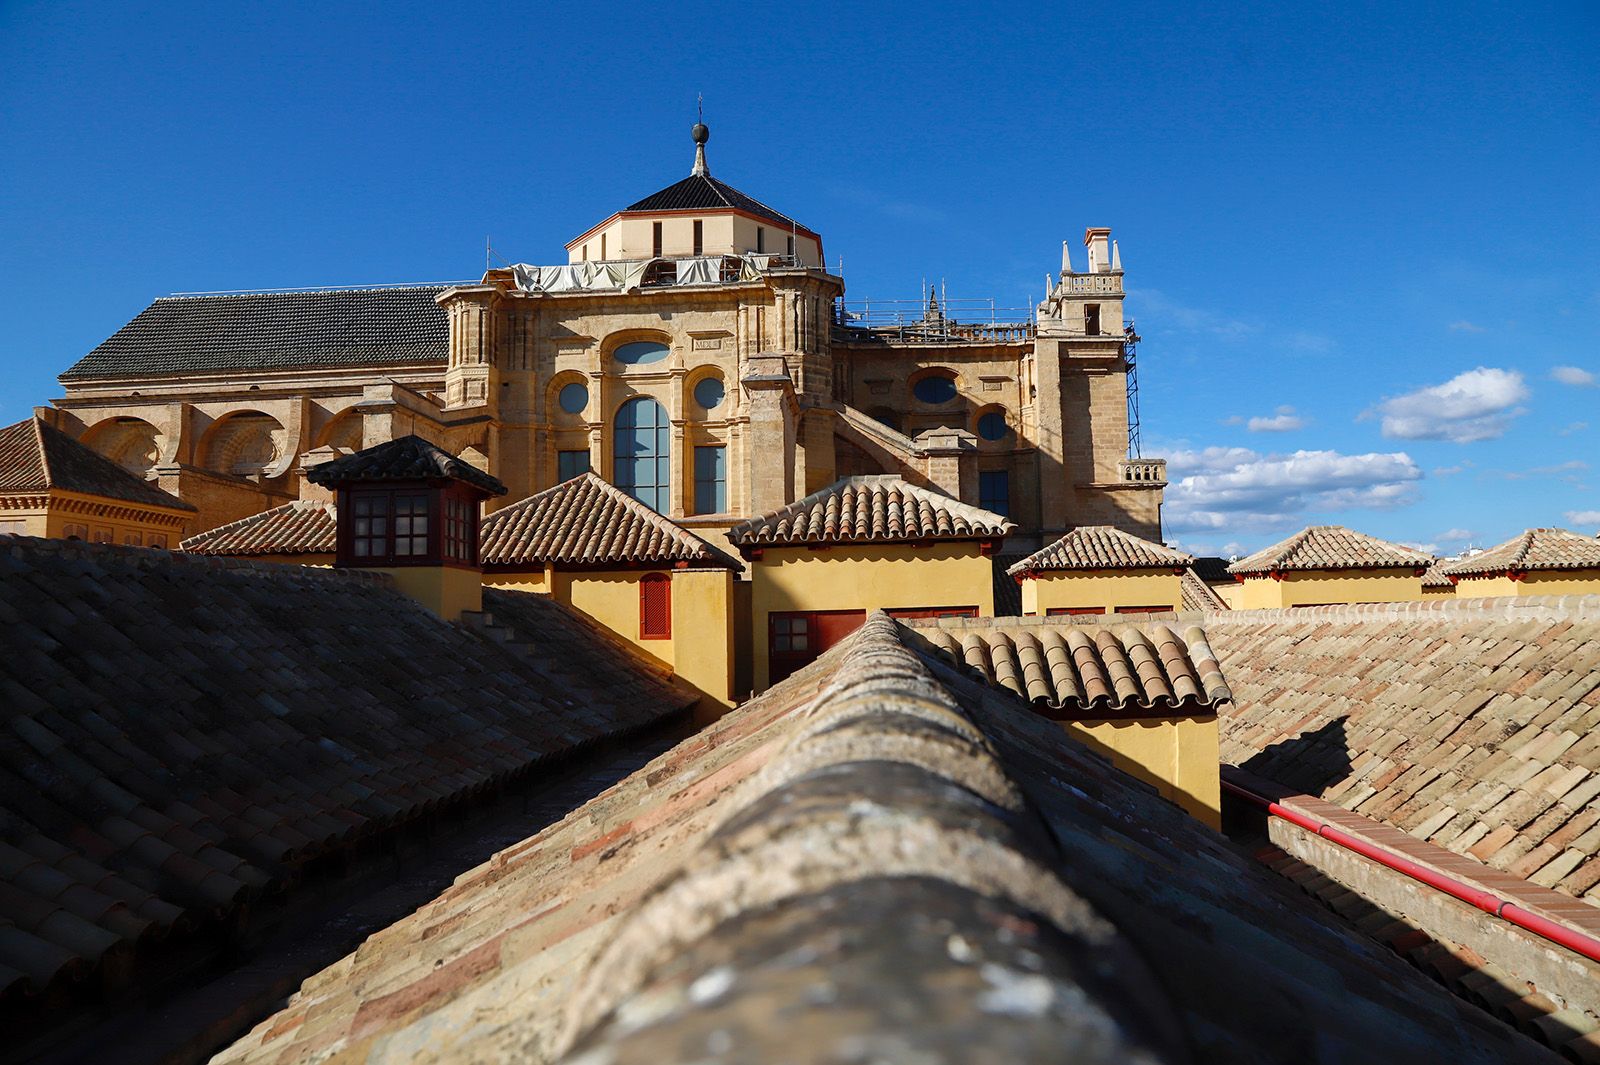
[306, 435, 507, 620]
[1038, 226, 1126, 337]
[564, 123, 824, 268]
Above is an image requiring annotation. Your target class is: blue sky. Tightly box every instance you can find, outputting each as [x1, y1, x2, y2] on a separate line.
[3, 1, 1595, 556]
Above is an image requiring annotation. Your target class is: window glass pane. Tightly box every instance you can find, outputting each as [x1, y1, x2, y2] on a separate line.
[615, 397, 670, 512]
[977, 410, 1010, 441]
[614, 341, 670, 365]
[693, 377, 725, 410]
[913, 375, 958, 404]
[979, 470, 1010, 518]
[558, 382, 589, 414]
[694, 445, 726, 515]
[558, 450, 592, 482]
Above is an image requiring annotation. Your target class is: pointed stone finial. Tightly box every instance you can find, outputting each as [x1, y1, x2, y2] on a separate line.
[1111, 240, 1122, 271]
[691, 99, 710, 177]
[1061, 240, 1073, 275]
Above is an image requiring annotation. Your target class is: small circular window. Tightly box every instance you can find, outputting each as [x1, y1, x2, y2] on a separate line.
[615, 341, 670, 366]
[977, 410, 1010, 441]
[558, 382, 589, 414]
[694, 377, 725, 410]
[913, 374, 958, 404]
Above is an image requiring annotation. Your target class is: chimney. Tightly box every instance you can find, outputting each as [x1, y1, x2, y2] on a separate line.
[306, 435, 507, 621]
[1083, 227, 1111, 273]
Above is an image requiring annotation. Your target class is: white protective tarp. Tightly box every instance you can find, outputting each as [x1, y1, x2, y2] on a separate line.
[509, 255, 762, 293]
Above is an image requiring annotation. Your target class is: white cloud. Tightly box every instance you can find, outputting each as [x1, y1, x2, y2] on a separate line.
[1247, 406, 1307, 432]
[1434, 528, 1476, 542]
[1560, 421, 1589, 436]
[1373, 367, 1529, 443]
[1566, 510, 1600, 528]
[1551, 366, 1597, 387]
[1448, 320, 1486, 333]
[1163, 446, 1424, 534]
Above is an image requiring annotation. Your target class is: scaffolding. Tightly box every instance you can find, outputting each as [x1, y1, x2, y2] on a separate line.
[1123, 320, 1143, 459]
[836, 287, 1036, 343]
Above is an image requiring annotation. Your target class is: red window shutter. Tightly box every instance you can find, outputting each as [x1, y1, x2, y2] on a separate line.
[640, 573, 671, 639]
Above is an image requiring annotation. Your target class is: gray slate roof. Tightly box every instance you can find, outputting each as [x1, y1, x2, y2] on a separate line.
[625, 174, 811, 234]
[60, 286, 454, 381]
[305, 436, 507, 496]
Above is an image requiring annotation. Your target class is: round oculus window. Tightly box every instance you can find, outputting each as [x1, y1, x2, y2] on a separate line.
[614, 341, 671, 365]
[694, 377, 726, 410]
[913, 375, 958, 404]
[977, 411, 1010, 441]
[558, 382, 589, 414]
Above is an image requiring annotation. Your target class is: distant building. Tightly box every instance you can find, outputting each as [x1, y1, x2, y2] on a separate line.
[1441, 527, 1600, 597]
[1226, 525, 1433, 608]
[1007, 525, 1194, 616]
[0, 415, 193, 546]
[43, 124, 1163, 557]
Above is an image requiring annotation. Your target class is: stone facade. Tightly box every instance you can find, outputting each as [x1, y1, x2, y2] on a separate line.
[44, 131, 1165, 553]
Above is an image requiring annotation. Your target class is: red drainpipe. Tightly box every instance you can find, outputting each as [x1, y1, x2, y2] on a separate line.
[1222, 777, 1600, 965]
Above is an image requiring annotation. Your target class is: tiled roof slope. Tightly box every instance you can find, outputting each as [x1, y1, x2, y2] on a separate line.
[60, 286, 453, 381]
[915, 614, 1232, 717]
[1192, 554, 1234, 583]
[1442, 528, 1600, 577]
[480, 473, 739, 569]
[216, 614, 1543, 1065]
[1421, 559, 1454, 588]
[625, 173, 808, 233]
[727, 474, 1013, 549]
[305, 435, 506, 496]
[1007, 525, 1194, 576]
[0, 537, 693, 1001]
[1212, 597, 1600, 908]
[0, 417, 194, 511]
[179, 499, 336, 556]
[1228, 525, 1433, 575]
[1181, 567, 1230, 610]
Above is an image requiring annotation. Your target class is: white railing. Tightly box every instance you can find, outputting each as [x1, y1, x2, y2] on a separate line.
[1119, 459, 1167, 484]
[1062, 274, 1123, 294]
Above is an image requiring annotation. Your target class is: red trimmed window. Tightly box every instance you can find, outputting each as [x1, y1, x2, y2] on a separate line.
[1113, 605, 1167, 615]
[1047, 607, 1105, 616]
[444, 498, 473, 562]
[640, 573, 671, 640]
[884, 606, 979, 621]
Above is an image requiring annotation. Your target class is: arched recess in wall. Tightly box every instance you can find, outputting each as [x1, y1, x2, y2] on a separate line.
[614, 396, 670, 513]
[972, 404, 1013, 446]
[548, 371, 592, 423]
[908, 367, 961, 407]
[605, 330, 674, 371]
[685, 366, 729, 421]
[82, 417, 163, 477]
[316, 409, 363, 452]
[199, 411, 287, 477]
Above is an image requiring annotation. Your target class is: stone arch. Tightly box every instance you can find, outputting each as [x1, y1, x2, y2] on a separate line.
[200, 411, 287, 477]
[82, 417, 163, 477]
[548, 370, 592, 423]
[603, 328, 675, 371]
[971, 403, 1013, 447]
[316, 409, 363, 452]
[685, 364, 730, 420]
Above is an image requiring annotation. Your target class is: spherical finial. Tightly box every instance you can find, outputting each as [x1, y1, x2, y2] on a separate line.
[691, 122, 709, 145]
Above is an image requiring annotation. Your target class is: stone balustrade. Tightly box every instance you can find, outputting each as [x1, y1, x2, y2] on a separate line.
[1119, 458, 1167, 484]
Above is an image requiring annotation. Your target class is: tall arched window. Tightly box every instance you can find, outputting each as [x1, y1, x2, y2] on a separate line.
[614, 396, 671, 512]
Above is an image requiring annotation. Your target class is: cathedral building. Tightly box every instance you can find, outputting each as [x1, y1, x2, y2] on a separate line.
[42, 123, 1165, 557]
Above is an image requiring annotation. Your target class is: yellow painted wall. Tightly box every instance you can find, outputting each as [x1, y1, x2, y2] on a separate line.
[1063, 715, 1221, 828]
[375, 566, 483, 622]
[1421, 583, 1457, 599]
[750, 542, 995, 690]
[2, 490, 190, 547]
[1212, 581, 1244, 609]
[1235, 568, 1422, 609]
[518, 566, 736, 717]
[1021, 568, 1184, 616]
[1454, 570, 1600, 598]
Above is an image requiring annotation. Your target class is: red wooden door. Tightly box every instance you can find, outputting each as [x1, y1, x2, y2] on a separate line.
[769, 609, 867, 685]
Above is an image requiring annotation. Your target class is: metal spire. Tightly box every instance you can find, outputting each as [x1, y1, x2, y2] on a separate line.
[691, 96, 710, 177]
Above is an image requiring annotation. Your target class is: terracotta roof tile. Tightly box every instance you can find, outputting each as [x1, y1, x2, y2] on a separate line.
[214, 613, 1539, 1065]
[1212, 596, 1600, 911]
[305, 435, 506, 496]
[0, 417, 193, 512]
[1441, 528, 1600, 577]
[0, 536, 692, 1003]
[59, 286, 452, 381]
[1006, 525, 1193, 576]
[913, 615, 1232, 717]
[1422, 559, 1455, 588]
[727, 475, 1012, 549]
[480, 474, 738, 569]
[1181, 567, 1230, 610]
[1228, 525, 1434, 575]
[179, 500, 336, 556]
